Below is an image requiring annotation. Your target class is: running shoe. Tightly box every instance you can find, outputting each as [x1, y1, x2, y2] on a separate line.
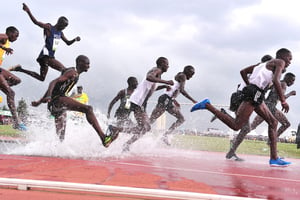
[190, 99, 211, 112]
[103, 125, 119, 147]
[13, 123, 27, 131]
[210, 108, 227, 122]
[269, 158, 291, 167]
[226, 152, 244, 161]
[8, 64, 22, 71]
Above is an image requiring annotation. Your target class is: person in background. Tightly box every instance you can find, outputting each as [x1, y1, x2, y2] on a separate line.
[107, 76, 138, 127]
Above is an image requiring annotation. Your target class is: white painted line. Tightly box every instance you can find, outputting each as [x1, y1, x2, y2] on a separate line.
[0, 177, 264, 200]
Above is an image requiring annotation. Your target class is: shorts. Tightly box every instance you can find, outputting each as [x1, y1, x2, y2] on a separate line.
[242, 84, 265, 107]
[47, 98, 66, 117]
[156, 94, 174, 111]
[229, 90, 243, 112]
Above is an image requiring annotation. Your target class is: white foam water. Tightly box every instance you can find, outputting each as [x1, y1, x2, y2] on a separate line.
[3, 107, 190, 160]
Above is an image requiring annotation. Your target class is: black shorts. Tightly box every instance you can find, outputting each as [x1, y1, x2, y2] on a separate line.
[229, 90, 243, 112]
[156, 94, 174, 111]
[47, 98, 66, 117]
[242, 84, 265, 107]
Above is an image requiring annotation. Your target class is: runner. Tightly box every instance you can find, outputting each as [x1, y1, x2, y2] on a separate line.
[191, 48, 292, 167]
[0, 26, 26, 131]
[107, 57, 174, 152]
[149, 65, 197, 145]
[10, 3, 81, 81]
[31, 55, 118, 147]
[107, 76, 138, 127]
[226, 72, 296, 160]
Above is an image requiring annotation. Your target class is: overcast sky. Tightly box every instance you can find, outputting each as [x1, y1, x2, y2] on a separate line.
[2, 0, 300, 134]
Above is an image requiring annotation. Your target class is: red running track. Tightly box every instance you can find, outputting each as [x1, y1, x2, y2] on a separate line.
[0, 150, 299, 200]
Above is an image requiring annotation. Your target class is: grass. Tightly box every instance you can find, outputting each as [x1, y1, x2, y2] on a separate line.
[171, 135, 300, 159]
[0, 125, 22, 137]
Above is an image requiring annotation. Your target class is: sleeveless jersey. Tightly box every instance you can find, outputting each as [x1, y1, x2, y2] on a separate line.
[0, 40, 10, 66]
[129, 77, 156, 107]
[52, 67, 79, 99]
[248, 63, 273, 90]
[39, 24, 62, 58]
[164, 79, 180, 98]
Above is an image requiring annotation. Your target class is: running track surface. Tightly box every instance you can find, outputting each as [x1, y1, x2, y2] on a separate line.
[0, 150, 300, 200]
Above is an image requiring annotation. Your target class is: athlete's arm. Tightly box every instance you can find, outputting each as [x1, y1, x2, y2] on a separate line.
[177, 73, 197, 103]
[107, 89, 124, 118]
[22, 3, 50, 29]
[271, 59, 289, 112]
[61, 33, 81, 46]
[240, 63, 259, 85]
[146, 68, 174, 85]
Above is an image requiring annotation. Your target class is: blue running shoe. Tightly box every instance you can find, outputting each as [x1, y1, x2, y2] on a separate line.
[13, 123, 27, 131]
[191, 99, 210, 112]
[269, 158, 291, 167]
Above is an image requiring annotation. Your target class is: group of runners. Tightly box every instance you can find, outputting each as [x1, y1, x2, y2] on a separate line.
[0, 3, 296, 167]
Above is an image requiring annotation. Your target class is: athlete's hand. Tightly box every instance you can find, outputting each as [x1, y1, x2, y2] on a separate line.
[166, 80, 174, 86]
[22, 3, 30, 13]
[281, 102, 289, 113]
[75, 36, 81, 42]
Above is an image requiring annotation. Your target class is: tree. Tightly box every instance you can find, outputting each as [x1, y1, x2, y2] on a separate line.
[17, 98, 29, 123]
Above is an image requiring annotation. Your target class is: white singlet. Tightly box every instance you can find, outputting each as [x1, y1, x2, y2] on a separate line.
[129, 77, 156, 107]
[248, 63, 273, 90]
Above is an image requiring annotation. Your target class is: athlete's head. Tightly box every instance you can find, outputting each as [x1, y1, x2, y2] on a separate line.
[183, 65, 195, 80]
[260, 54, 273, 63]
[56, 16, 69, 31]
[156, 57, 169, 72]
[284, 72, 296, 87]
[127, 76, 138, 89]
[276, 48, 292, 68]
[76, 55, 90, 73]
[6, 26, 19, 42]
[77, 86, 83, 94]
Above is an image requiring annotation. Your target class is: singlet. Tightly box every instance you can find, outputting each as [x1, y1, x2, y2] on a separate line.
[51, 67, 79, 99]
[74, 93, 89, 104]
[164, 79, 180, 98]
[248, 63, 273, 90]
[119, 89, 130, 108]
[129, 77, 156, 107]
[38, 24, 62, 58]
[0, 40, 10, 66]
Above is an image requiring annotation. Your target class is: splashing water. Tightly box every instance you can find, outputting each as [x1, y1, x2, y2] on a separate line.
[2, 107, 188, 160]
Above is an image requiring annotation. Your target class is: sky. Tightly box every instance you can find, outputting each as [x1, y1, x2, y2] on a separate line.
[1, 0, 300, 135]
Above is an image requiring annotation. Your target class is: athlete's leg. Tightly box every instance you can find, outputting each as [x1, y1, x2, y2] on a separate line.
[250, 115, 264, 130]
[54, 112, 67, 141]
[1, 69, 21, 86]
[254, 102, 278, 160]
[274, 109, 290, 137]
[149, 105, 165, 124]
[0, 73, 20, 128]
[226, 121, 250, 159]
[165, 107, 184, 135]
[206, 101, 254, 131]
[57, 96, 107, 143]
[123, 104, 150, 151]
[12, 58, 49, 81]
